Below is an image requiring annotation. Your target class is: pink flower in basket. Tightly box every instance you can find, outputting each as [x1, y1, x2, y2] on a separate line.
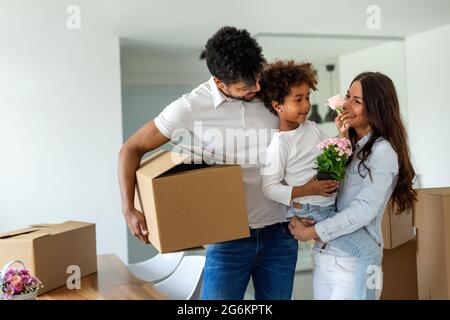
[1, 261, 43, 300]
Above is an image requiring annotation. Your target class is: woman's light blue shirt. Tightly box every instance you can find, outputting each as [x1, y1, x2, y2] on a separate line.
[315, 133, 399, 248]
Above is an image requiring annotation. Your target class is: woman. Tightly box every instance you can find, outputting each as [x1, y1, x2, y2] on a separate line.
[288, 72, 417, 300]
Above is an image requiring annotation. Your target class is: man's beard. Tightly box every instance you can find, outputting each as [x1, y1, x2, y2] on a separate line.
[222, 90, 257, 102]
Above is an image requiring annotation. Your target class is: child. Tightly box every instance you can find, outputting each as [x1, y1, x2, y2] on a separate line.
[259, 60, 381, 300]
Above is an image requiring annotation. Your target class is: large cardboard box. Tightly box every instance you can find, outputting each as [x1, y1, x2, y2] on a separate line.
[381, 205, 415, 250]
[0, 221, 97, 295]
[414, 187, 450, 299]
[381, 239, 418, 300]
[134, 150, 250, 253]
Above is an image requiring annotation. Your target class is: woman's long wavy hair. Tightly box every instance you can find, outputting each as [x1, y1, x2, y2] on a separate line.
[348, 72, 417, 214]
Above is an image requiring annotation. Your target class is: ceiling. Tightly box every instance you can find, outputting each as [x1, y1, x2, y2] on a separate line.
[114, 0, 450, 52]
[3, 0, 449, 62]
[112, 0, 450, 64]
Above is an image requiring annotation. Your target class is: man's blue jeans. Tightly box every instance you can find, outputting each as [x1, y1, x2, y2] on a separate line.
[201, 222, 298, 300]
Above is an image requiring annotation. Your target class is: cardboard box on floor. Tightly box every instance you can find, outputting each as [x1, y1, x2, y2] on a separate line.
[0, 221, 97, 295]
[134, 149, 250, 253]
[414, 187, 450, 299]
[381, 239, 418, 300]
[381, 204, 415, 250]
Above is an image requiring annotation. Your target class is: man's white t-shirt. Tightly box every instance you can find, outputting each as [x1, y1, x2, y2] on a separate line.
[154, 77, 288, 228]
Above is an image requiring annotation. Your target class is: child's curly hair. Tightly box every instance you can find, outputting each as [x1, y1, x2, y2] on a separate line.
[258, 60, 318, 115]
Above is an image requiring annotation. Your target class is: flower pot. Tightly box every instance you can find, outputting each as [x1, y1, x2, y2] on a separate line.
[316, 172, 336, 181]
[316, 173, 340, 193]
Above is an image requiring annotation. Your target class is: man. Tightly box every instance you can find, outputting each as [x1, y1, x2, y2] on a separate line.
[118, 26, 332, 299]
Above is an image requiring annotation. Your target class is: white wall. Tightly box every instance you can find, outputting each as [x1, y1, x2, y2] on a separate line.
[338, 41, 408, 125]
[121, 84, 193, 263]
[339, 34, 450, 188]
[404, 24, 450, 188]
[0, 1, 128, 262]
[120, 47, 210, 262]
[121, 47, 210, 86]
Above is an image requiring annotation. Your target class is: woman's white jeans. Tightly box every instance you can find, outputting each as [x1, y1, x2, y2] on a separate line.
[312, 251, 383, 300]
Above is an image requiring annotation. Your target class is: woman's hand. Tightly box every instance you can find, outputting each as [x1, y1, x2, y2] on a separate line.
[302, 175, 339, 197]
[335, 111, 355, 137]
[288, 217, 321, 242]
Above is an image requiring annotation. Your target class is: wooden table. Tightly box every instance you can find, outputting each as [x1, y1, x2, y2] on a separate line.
[38, 254, 167, 300]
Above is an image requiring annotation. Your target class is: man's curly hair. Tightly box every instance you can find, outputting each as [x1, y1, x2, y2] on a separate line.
[201, 26, 265, 85]
[258, 60, 318, 115]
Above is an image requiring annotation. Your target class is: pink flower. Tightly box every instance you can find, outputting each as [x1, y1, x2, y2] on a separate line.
[326, 94, 345, 113]
[317, 137, 353, 157]
[22, 275, 31, 284]
[3, 284, 15, 300]
[10, 275, 22, 287]
[19, 269, 29, 276]
[14, 283, 24, 293]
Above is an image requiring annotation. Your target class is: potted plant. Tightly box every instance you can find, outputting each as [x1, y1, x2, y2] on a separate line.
[315, 137, 353, 181]
[1, 260, 43, 300]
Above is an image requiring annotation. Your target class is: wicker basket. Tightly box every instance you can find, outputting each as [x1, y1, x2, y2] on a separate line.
[0, 260, 38, 300]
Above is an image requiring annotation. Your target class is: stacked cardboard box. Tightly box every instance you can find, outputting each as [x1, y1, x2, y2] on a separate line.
[380, 206, 417, 300]
[381, 239, 418, 300]
[381, 205, 415, 250]
[381, 187, 450, 300]
[414, 187, 450, 299]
